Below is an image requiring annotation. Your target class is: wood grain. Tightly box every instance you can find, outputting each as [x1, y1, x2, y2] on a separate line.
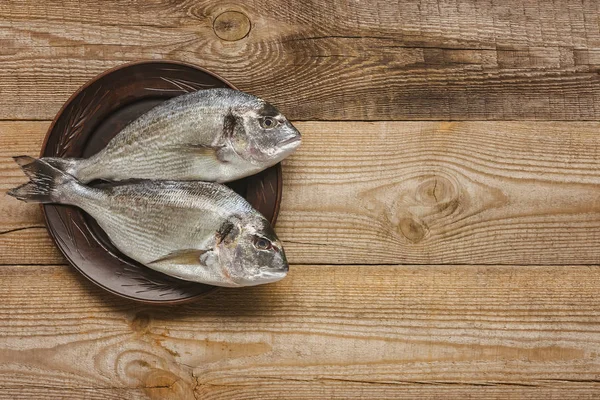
[2, 121, 600, 265]
[279, 121, 600, 265]
[3, 1, 600, 120]
[4, 1, 600, 398]
[2, 263, 600, 399]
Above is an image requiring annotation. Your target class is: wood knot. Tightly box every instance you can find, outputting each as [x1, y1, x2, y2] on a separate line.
[213, 11, 251, 41]
[143, 369, 193, 400]
[131, 312, 151, 332]
[415, 176, 460, 213]
[398, 217, 428, 243]
[416, 176, 452, 204]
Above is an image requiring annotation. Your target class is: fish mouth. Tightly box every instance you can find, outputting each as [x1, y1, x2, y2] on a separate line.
[239, 270, 287, 286]
[256, 267, 288, 284]
[278, 135, 301, 148]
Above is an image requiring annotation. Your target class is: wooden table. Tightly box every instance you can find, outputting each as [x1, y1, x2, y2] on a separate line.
[2, 1, 600, 399]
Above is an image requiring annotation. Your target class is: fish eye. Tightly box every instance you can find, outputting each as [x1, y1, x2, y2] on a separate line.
[253, 237, 272, 250]
[260, 117, 278, 129]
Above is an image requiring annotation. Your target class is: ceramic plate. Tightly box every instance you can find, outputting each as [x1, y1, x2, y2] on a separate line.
[41, 61, 282, 304]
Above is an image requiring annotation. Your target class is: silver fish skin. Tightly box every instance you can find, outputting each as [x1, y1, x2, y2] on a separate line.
[44, 88, 301, 183]
[8, 156, 289, 287]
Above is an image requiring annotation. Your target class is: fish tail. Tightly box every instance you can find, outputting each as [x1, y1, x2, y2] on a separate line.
[44, 156, 101, 183]
[7, 156, 77, 204]
[42, 156, 79, 177]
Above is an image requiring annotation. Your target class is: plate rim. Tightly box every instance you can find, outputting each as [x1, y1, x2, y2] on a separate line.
[38, 60, 275, 305]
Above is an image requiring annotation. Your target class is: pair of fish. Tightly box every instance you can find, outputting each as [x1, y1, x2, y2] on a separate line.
[9, 89, 301, 287]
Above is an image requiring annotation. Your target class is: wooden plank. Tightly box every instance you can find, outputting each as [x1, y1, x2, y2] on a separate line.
[7, 386, 600, 400]
[196, 384, 600, 400]
[2, 264, 600, 399]
[4, 383, 600, 400]
[2, 121, 600, 265]
[0, 121, 64, 264]
[2, 1, 600, 120]
[277, 121, 600, 265]
[0, 228, 64, 265]
[0, 388, 149, 400]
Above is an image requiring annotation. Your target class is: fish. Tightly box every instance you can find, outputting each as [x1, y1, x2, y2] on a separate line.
[8, 156, 289, 287]
[43, 88, 301, 183]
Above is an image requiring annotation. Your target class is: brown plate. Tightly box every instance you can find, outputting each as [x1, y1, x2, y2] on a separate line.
[41, 61, 282, 304]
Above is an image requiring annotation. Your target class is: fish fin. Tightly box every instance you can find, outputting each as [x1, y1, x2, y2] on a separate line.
[148, 249, 210, 267]
[175, 143, 227, 162]
[13, 155, 35, 168]
[42, 157, 79, 177]
[12, 155, 39, 179]
[177, 143, 232, 164]
[7, 157, 76, 203]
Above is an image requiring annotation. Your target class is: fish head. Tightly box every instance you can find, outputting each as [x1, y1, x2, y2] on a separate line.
[225, 98, 301, 167]
[215, 216, 289, 286]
